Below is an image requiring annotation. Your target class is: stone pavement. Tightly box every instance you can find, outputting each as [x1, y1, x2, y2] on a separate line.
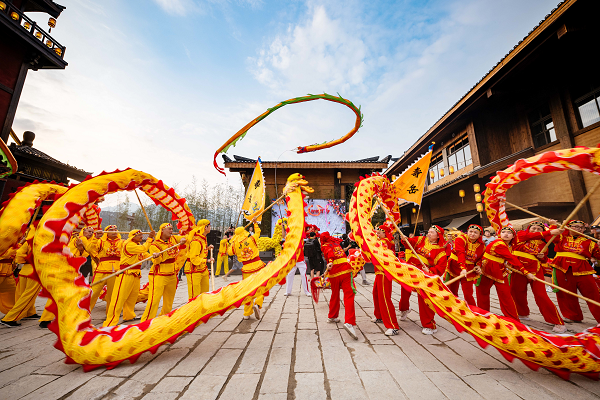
[1, 273, 599, 400]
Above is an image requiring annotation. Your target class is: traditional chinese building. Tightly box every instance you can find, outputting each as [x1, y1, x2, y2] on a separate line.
[386, 0, 600, 233]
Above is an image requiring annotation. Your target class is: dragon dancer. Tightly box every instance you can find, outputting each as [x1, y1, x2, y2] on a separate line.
[400, 225, 447, 335]
[371, 223, 400, 336]
[103, 229, 155, 327]
[228, 220, 264, 320]
[446, 224, 486, 307]
[89, 225, 124, 312]
[186, 219, 214, 299]
[141, 223, 186, 322]
[551, 220, 600, 323]
[215, 236, 229, 276]
[0, 243, 18, 316]
[511, 221, 566, 333]
[320, 232, 358, 340]
[474, 226, 525, 322]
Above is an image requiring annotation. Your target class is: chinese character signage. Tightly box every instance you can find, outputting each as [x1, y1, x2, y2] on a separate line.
[391, 147, 433, 206]
[241, 158, 266, 222]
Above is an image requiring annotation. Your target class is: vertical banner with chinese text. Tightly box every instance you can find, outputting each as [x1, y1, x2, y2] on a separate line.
[391, 146, 433, 206]
[241, 158, 266, 222]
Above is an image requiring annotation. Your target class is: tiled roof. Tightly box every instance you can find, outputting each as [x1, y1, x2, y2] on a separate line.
[223, 154, 392, 164]
[9, 144, 91, 175]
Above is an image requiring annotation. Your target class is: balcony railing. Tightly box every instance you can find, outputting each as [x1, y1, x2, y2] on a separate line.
[0, 1, 66, 60]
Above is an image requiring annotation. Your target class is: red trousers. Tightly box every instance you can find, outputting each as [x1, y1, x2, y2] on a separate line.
[476, 276, 519, 322]
[447, 277, 477, 307]
[373, 274, 399, 329]
[328, 273, 356, 325]
[399, 286, 436, 329]
[510, 269, 563, 325]
[554, 268, 600, 323]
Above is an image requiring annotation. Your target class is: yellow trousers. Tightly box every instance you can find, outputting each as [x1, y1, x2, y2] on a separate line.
[242, 271, 263, 316]
[103, 273, 140, 327]
[90, 272, 116, 312]
[141, 274, 177, 322]
[3, 276, 39, 321]
[215, 255, 228, 276]
[39, 299, 54, 322]
[186, 271, 209, 300]
[0, 274, 16, 314]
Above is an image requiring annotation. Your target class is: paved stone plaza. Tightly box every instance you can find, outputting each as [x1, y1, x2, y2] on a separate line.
[0, 273, 599, 400]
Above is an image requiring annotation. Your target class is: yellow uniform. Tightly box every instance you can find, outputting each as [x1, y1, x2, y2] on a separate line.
[89, 229, 124, 312]
[228, 223, 265, 317]
[141, 224, 184, 322]
[0, 246, 18, 315]
[2, 238, 40, 321]
[186, 223, 210, 299]
[215, 238, 229, 276]
[104, 230, 153, 326]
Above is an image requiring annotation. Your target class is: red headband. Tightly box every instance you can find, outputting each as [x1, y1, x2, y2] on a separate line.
[468, 224, 483, 233]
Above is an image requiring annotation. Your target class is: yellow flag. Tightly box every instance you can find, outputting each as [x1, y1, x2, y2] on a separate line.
[241, 158, 266, 222]
[391, 148, 432, 206]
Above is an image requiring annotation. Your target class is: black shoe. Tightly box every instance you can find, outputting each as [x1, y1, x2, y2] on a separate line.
[123, 317, 141, 322]
[22, 314, 41, 320]
[39, 321, 51, 329]
[0, 320, 21, 327]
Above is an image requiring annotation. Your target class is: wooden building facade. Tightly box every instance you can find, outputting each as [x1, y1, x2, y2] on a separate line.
[386, 0, 600, 233]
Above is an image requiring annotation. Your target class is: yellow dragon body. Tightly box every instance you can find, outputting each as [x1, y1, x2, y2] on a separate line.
[349, 148, 600, 380]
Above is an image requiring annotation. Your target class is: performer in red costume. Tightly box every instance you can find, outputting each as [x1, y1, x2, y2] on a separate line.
[446, 225, 485, 307]
[511, 221, 566, 332]
[371, 223, 400, 336]
[400, 225, 447, 335]
[320, 232, 358, 340]
[552, 220, 600, 323]
[475, 226, 524, 322]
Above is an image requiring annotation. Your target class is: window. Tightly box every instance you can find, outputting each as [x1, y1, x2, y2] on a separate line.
[574, 85, 600, 128]
[447, 136, 472, 173]
[428, 153, 444, 184]
[528, 104, 556, 147]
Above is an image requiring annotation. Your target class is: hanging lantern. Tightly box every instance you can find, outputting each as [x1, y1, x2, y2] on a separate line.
[475, 193, 482, 202]
[473, 183, 481, 193]
[459, 189, 465, 203]
[24, 21, 31, 30]
[412, 207, 417, 214]
[48, 17, 56, 32]
[54, 47, 62, 56]
[0, 2, 7, 11]
[35, 31, 42, 39]
[11, 11, 19, 20]
[449, 165, 455, 174]
[476, 203, 484, 213]
[45, 40, 52, 48]
[429, 170, 435, 180]
[439, 168, 445, 177]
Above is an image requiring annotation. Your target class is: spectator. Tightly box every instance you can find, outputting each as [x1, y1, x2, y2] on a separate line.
[304, 231, 325, 281]
[483, 228, 496, 246]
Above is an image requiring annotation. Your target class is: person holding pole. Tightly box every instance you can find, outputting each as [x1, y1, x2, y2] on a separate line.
[103, 229, 156, 327]
[446, 224, 485, 307]
[510, 221, 566, 333]
[186, 219, 214, 299]
[371, 223, 400, 336]
[228, 219, 265, 320]
[399, 225, 448, 335]
[88, 225, 124, 313]
[474, 226, 524, 322]
[141, 223, 187, 322]
[551, 220, 600, 323]
[0, 243, 19, 317]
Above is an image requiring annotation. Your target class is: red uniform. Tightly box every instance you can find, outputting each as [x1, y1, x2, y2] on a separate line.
[373, 235, 399, 330]
[552, 232, 600, 322]
[400, 235, 447, 330]
[446, 234, 484, 306]
[511, 228, 563, 325]
[321, 235, 356, 325]
[476, 238, 524, 321]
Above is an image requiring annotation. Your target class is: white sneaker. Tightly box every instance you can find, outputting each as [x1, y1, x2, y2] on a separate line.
[519, 315, 531, 321]
[253, 305, 261, 320]
[344, 323, 358, 340]
[399, 309, 411, 321]
[243, 315, 250, 320]
[371, 317, 382, 323]
[552, 324, 567, 334]
[385, 328, 399, 336]
[305, 293, 312, 297]
[284, 293, 291, 296]
[422, 327, 437, 335]
[327, 318, 340, 323]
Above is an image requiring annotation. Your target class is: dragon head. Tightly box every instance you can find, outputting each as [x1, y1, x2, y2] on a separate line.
[284, 173, 314, 195]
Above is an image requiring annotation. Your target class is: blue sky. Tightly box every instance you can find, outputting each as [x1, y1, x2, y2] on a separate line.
[13, 0, 560, 199]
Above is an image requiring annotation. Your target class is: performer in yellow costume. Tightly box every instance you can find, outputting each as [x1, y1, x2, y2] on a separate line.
[40, 226, 94, 328]
[103, 229, 155, 326]
[215, 236, 229, 276]
[0, 244, 18, 316]
[228, 221, 265, 320]
[141, 223, 186, 322]
[89, 225, 124, 312]
[186, 220, 214, 299]
[0, 229, 40, 327]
